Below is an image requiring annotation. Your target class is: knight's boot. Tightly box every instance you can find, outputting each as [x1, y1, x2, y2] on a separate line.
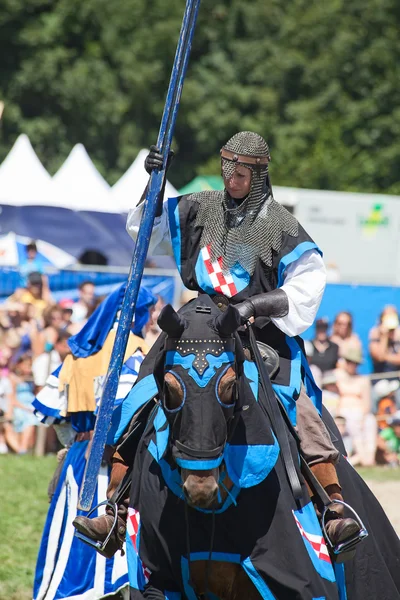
[73, 454, 129, 558]
[310, 462, 363, 562]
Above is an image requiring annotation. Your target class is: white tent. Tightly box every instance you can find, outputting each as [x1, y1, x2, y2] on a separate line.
[110, 149, 179, 212]
[51, 144, 115, 212]
[0, 134, 53, 206]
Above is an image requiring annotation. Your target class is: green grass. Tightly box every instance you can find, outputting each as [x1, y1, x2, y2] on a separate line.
[356, 465, 400, 482]
[0, 454, 57, 600]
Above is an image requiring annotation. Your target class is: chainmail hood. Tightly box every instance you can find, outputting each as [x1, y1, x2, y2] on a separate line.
[194, 132, 299, 275]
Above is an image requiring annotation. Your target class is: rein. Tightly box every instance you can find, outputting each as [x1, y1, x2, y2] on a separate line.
[247, 323, 303, 500]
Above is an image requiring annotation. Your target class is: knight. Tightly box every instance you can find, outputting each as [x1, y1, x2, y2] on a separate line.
[73, 132, 364, 560]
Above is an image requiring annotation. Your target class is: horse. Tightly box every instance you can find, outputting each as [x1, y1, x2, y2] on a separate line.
[128, 295, 347, 600]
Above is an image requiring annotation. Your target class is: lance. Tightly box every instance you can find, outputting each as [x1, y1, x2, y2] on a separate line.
[78, 0, 202, 511]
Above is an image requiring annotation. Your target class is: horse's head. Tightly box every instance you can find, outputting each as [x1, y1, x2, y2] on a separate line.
[157, 296, 243, 509]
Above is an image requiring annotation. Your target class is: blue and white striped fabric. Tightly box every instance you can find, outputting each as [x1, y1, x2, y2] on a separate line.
[33, 365, 68, 426]
[33, 441, 129, 600]
[33, 347, 146, 600]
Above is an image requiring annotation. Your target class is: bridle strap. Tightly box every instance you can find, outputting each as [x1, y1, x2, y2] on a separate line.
[174, 439, 225, 459]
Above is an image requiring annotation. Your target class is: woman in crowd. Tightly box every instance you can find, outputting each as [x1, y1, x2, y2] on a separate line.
[331, 311, 362, 358]
[369, 305, 400, 375]
[335, 347, 376, 466]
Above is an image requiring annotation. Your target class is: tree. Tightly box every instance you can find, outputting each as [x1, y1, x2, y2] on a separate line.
[1, 0, 399, 193]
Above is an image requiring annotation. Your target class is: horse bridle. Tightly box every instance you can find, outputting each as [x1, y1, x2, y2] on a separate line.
[162, 336, 241, 463]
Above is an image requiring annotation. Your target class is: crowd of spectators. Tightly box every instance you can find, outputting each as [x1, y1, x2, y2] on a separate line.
[1, 242, 400, 468]
[0, 269, 166, 456]
[306, 306, 400, 468]
[0, 272, 102, 455]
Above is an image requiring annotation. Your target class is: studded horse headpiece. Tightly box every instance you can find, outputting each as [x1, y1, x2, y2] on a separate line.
[157, 296, 244, 468]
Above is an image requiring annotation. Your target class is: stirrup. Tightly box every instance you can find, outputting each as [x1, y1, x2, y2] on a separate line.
[74, 499, 119, 557]
[321, 500, 368, 559]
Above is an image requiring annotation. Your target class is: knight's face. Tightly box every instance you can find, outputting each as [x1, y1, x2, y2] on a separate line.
[223, 164, 252, 200]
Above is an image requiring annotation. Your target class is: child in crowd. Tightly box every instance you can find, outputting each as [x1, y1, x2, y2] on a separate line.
[10, 354, 38, 454]
[376, 411, 400, 467]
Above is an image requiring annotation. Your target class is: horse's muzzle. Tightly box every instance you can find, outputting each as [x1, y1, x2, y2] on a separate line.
[181, 468, 219, 509]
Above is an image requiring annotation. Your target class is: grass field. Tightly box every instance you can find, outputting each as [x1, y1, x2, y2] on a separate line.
[0, 455, 398, 600]
[0, 455, 57, 600]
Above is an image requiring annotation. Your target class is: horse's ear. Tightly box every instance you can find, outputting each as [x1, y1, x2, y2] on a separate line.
[215, 304, 241, 336]
[157, 304, 185, 338]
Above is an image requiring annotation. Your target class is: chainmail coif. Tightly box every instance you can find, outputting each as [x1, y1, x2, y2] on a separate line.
[193, 132, 299, 276]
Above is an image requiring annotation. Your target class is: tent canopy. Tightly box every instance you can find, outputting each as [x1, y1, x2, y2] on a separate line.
[0, 134, 53, 207]
[111, 149, 179, 212]
[51, 144, 115, 212]
[179, 175, 224, 195]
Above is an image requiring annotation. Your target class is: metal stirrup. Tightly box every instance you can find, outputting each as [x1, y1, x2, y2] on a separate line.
[322, 500, 369, 556]
[74, 500, 119, 557]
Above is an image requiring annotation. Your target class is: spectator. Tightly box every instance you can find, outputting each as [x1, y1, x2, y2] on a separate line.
[33, 330, 71, 389]
[376, 411, 400, 467]
[321, 370, 340, 418]
[71, 281, 96, 324]
[335, 347, 376, 466]
[58, 299, 74, 329]
[369, 305, 400, 374]
[308, 317, 339, 373]
[0, 345, 12, 454]
[19, 241, 44, 285]
[31, 305, 64, 358]
[372, 379, 399, 431]
[144, 296, 166, 347]
[9, 354, 38, 454]
[331, 311, 362, 358]
[0, 302, 37, 363]
[304, 339, 322, 388]
[7, 272, 52, 319]
[334, 415, 353, 458]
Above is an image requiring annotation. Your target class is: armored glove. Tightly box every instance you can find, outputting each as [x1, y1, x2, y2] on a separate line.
[145, 145, 174, 174]
[235, 289, 289, 324]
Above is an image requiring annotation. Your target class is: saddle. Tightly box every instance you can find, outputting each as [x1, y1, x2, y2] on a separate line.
[256, 341, 280, 379]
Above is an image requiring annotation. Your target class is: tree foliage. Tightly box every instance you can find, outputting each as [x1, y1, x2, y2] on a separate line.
[0, 0, 399, 192]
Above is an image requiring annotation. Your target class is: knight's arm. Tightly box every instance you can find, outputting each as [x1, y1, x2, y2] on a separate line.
[236, 249, 326, 337]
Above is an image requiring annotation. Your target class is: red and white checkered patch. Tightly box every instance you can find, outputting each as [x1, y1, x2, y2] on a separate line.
[292, 512, 331, 563]
[127, 508, 152, 582]
[201, 246, 238, 298]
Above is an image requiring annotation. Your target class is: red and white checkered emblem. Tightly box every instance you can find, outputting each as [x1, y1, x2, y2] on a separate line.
[127, 508, 152, 582]
[292, 512, 331, 563]
[201, 246, 238, 298]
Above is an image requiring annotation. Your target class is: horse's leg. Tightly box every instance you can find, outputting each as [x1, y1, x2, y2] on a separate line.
[190, 561, 262, 600]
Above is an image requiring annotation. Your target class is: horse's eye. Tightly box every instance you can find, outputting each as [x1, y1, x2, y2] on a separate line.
[217, 367, 236, 406]
[164, 372, 185, 412]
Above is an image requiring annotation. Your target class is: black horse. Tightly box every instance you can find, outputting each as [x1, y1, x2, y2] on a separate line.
[126, 294, 400, 600]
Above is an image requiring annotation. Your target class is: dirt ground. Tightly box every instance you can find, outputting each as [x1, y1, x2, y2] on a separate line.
[365, 479, 400, 534]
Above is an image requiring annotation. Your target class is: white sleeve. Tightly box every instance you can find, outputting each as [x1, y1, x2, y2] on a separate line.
[126, 200, 173, 256]
[271, 249, 326, 337]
